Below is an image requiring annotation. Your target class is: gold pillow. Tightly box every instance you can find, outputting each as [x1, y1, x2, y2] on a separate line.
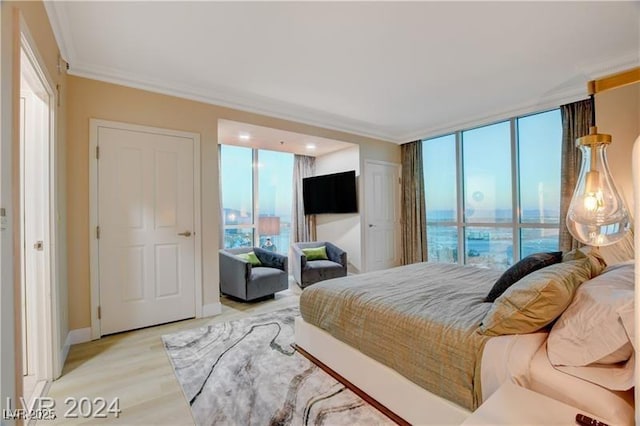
[479, 258, 594, 336]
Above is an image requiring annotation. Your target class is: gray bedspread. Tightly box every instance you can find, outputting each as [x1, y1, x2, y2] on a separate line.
[299, 262, 502, 410]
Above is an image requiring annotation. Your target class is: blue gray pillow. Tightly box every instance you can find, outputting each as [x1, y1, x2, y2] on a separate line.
[484, 251, 563, 303]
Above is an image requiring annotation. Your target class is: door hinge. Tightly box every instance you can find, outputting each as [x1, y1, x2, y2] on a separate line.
[97, 306, 101, 319]
[96, 146, 100, 160]
[398, 177, 401, 184]
[96, 225, 100, 239]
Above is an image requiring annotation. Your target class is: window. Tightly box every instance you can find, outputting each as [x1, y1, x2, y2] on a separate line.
[220, 145, 294, 255]
[423, 109, 562, 269]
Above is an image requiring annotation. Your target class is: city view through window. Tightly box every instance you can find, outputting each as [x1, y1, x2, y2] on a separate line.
[221, 109, 561, 269]
[220, 145, 293, 255]
[423, 109, 562, 269]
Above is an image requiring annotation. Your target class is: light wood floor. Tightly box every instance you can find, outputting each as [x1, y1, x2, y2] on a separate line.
[42, 282, 302, 425]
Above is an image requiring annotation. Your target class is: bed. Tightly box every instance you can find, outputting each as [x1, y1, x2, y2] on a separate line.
[295, 253, 636, 425]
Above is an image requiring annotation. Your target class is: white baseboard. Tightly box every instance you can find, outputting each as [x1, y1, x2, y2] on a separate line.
[66, 327, 92, 345]
[60, 327, 92, 371]
[202, 302, 222, 317]
[59, 344, 70, 375]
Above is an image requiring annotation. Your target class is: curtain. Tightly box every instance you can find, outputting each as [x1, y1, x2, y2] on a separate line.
[292, 155, 316, 243]
[400, 140, 427, 264]
[559, 98, 594, 252]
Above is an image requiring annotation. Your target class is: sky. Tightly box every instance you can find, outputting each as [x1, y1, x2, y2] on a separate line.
[423, 109, 561, 220]
[220, 145, 294, 223]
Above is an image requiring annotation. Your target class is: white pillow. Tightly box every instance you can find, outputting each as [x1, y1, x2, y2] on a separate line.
[552, 354, 634, 391]
[547, 261, 634, 367]
[618, 299, 635, 350]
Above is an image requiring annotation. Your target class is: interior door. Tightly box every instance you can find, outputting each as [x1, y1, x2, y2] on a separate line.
[20, 90, 45, 376]
[364, 161, 401, 272]
[97, 125, 196, 335]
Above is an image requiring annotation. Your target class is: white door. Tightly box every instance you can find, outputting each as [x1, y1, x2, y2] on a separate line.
[364, 161, 401, 271]
[20, 90, 45, 377]
[97, 124, 197, 335]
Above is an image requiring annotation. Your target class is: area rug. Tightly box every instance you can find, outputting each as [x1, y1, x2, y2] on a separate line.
[162, 307, 393, 426]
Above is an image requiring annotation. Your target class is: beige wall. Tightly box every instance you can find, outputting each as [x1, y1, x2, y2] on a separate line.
[595, 82, 640, 215]
[315, 145, 362, 271]
[67, 76, 400, 330]
[1, 0, 68, 401]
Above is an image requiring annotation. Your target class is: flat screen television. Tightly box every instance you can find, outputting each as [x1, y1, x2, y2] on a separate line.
[303, 170, 358, 215]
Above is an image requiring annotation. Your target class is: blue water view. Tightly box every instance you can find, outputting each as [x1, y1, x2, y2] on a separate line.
[427, 209, 560, 269]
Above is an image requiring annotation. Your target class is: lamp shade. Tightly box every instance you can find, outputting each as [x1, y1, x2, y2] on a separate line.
[566, 127, 630, 246]
[259, 216, 281, 236]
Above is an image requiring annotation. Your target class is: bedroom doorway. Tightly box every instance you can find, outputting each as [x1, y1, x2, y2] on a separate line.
[19, 33, 57, 401]
[363, 160, 401, 271]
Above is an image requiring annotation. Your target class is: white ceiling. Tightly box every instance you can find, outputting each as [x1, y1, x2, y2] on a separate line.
[46, 2, 639, 143]
[218, 119, 354, 157]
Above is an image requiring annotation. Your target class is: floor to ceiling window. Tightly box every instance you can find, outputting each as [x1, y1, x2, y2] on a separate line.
[220, 145, 294, 255]
[422, 109, 562, 269]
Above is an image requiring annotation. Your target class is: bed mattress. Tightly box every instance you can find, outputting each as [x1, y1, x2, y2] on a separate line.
[299, 262, 503, 410]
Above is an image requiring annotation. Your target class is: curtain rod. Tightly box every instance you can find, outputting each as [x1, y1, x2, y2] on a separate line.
[587, 66, 640, 95]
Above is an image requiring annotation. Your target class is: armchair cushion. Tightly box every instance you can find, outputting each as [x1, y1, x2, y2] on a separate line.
[236, 251, 262, 266]
[302, 246, 329, 261]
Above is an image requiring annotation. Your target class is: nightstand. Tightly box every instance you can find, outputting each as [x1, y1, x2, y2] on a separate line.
[462, 382, 608, 425]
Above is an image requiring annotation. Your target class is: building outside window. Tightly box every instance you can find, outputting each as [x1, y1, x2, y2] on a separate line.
[220, 145, 293, 255]
[422, 109, 561, 269]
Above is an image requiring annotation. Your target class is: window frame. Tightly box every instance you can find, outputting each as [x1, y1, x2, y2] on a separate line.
[221, 146, 293, 253]
[424, 109, 561, 267]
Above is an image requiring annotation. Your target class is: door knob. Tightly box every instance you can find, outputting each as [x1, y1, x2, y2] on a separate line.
[178, 231, 192, 237]
[368, 224, 374, 228]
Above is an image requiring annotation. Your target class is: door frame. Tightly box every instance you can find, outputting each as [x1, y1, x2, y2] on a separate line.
[89, 119, 202, 339]
[362, 159, 401, 272]
[18, 16, 60, 382]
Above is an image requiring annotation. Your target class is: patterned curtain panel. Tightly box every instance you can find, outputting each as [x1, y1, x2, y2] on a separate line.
[559, 98, 594, 252]
[292, 155, 317, 243]
[401, 140, 427, 264]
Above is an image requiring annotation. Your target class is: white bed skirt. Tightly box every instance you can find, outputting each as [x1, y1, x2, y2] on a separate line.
[294, 317, 471, 425]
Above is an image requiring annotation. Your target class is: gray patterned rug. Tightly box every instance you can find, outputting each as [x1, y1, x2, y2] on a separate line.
[163, 306, 393, 426]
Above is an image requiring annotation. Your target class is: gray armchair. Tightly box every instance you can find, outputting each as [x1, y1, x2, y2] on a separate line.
[219, 247, 288, 301]
[291, 241, 347, 288]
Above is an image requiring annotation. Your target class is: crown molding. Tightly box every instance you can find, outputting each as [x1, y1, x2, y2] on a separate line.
[69, 53, 639, 146]
[68, 61, 400, 143]
[43, 1, 75, 64]
[43, 0, 639, 145]
[400, 54, 640, 143]
[400, 86, 587, 143]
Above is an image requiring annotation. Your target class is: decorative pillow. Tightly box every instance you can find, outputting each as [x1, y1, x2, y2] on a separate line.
[237, 251, 262, 266]
[302, 246, 329, 261]
[484, 251, 562, 302]
[547, 262, 634, 367]
[479, 258, 594, 336]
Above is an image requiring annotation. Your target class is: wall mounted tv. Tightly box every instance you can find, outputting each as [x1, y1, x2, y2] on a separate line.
[303, 170, 358, 215]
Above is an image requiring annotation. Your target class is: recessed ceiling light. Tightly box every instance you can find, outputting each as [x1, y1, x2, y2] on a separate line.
[239, 133, 250, 141]
[306, 144, 316, 150]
